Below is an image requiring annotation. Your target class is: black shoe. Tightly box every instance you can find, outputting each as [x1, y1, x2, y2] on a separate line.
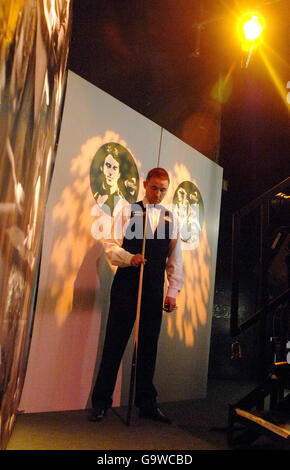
[88, 406, 107, 422]
[139, 406, 172, 424]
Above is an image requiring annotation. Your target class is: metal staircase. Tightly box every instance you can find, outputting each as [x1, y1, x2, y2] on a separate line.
[227, 177, 290, 447]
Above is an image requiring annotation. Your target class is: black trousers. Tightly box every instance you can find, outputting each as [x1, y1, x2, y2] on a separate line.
[92, 274, 163, 409]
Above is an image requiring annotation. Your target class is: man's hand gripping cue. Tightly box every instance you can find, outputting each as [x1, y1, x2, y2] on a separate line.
[130, 253, 147, 267]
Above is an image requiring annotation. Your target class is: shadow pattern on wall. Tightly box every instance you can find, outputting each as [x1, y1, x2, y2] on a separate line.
[0, 0, 72, 449]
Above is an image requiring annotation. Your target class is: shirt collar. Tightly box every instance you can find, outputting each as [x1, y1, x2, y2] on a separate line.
[142, 197, 162, 210]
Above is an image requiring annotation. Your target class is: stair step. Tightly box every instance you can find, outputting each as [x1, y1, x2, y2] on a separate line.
[235, 407, 290, 439]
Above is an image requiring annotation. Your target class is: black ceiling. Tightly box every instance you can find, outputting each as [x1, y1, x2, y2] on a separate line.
[68, 0, 289, 210]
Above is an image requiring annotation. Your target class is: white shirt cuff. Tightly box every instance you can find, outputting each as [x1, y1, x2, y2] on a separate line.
[166, 287, 179, 299]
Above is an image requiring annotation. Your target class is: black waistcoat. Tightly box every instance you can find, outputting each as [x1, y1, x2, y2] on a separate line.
[114, 201, 174, 295]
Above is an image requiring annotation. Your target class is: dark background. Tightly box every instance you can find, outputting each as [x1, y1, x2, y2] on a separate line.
[68, 0, 289, 381]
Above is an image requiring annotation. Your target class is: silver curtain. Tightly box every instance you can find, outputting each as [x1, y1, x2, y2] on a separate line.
[0, 0, 72, 449]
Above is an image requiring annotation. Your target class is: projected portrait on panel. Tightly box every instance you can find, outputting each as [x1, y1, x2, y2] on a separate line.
[90, 142, 139, 215]
[173, 181, 204, 249]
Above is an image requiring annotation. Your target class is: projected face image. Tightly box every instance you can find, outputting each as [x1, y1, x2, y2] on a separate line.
[90, 142, 139, 215]
[177, 187, 187, 204]
[101, 154, 120, 191]
[173, 181, 204, 248]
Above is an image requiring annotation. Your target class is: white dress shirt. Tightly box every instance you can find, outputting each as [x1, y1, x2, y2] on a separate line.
[103, 198, 183, 298]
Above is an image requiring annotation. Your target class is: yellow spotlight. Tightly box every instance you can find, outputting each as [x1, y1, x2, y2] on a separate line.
[237, 12, 265, 51]
[243, 16, 264, 41]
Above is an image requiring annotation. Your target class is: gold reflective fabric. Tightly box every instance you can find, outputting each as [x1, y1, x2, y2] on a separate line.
[0, 0, 72, 449]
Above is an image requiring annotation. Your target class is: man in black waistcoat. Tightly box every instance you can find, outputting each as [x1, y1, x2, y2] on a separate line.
[89, 168, 183, 423]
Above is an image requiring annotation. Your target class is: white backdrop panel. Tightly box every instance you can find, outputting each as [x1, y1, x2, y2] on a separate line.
[20, 71, 223, 412]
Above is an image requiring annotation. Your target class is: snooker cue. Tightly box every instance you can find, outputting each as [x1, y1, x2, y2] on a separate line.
[126, 208, 148, 426]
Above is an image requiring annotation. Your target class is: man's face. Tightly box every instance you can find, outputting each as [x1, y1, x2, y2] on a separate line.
[143, 176, 169, 205]
[102, 154, 120, 187]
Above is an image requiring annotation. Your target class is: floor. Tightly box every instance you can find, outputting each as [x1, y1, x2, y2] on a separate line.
[6, 379, 290, 452]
